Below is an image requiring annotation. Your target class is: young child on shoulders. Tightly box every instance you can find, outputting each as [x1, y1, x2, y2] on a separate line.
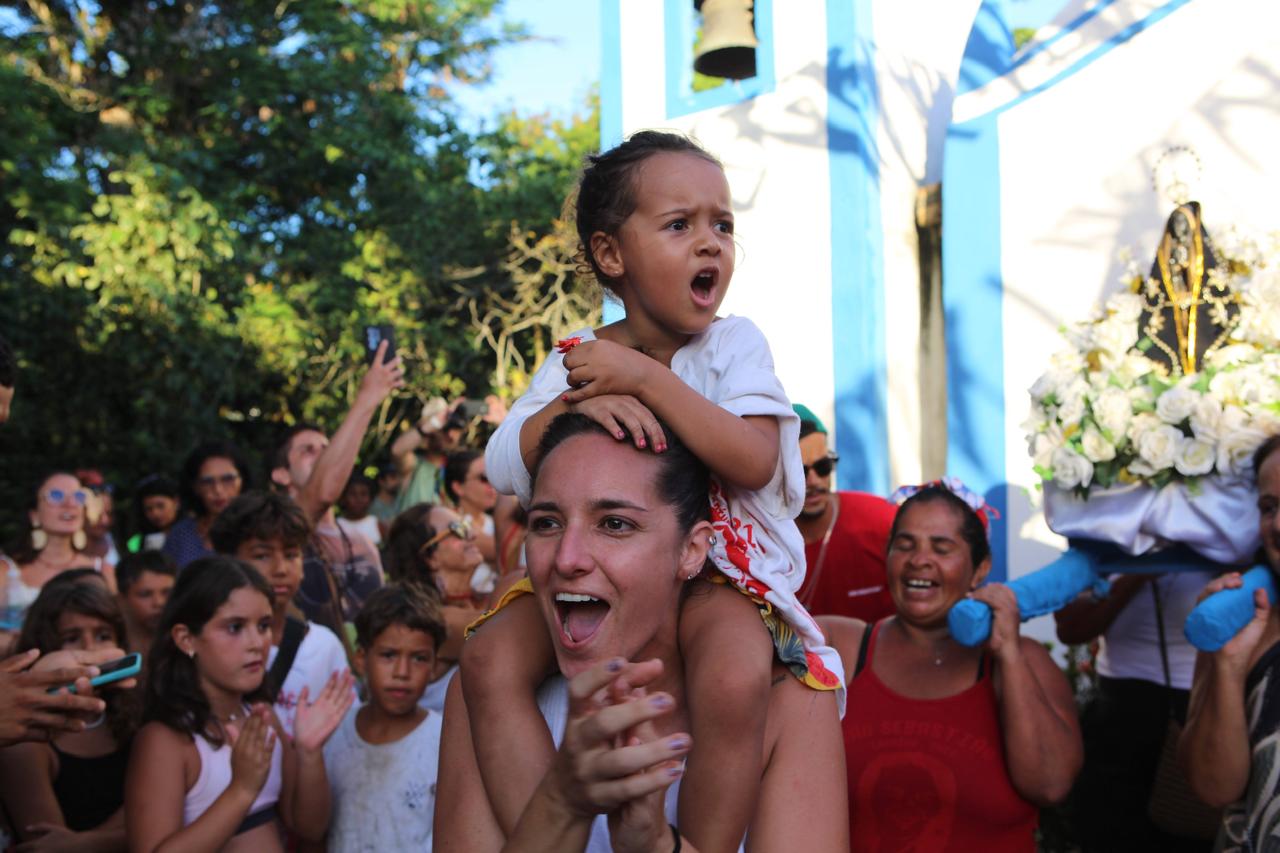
[472, 130, 843, 852]
[324, 583, 446, 852]
[209, 492, 352, 736]
[116, 549, 177, 655]
[0, 580, 138, 850]
[125, 556, 353, 852]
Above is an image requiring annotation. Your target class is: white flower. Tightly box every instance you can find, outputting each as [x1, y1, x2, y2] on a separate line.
[1217, 423, 1268, 479]
[1205, 343, 1259, 369]
[1189, 395, 1223, 441]
[1092, 388, 1132, 440]
[1135, 424, 1184, 471]
[1051, 446, 1094, 490]
[1174, 437, 1215, 477]
[1127, 412, 1162, 445]
[1156, 386, 1198, 425]
[1092, 317, 1139, 362]
[1056, 380, 1088, 428]
[1112, 352, 1154, 385]
[1106, 292, 1145, 323]
[1081, 426, 1117, 463]
[1031, 423, 1065, 470]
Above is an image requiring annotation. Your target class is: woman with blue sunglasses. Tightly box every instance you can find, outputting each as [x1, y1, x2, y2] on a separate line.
[2, 473, 105, 643]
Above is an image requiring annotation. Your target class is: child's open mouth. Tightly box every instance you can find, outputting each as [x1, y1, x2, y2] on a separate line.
[690, 268, 718, 308]
[554, 592, 610, 645]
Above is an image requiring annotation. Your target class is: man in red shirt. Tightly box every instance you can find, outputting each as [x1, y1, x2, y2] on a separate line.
[793, 405, 897, 622]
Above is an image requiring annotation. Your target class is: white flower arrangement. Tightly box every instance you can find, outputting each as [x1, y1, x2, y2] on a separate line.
[1024, 229, 1280, 497]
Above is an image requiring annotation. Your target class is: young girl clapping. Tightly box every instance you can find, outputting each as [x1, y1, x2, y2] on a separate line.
[125, 556, 352, 852]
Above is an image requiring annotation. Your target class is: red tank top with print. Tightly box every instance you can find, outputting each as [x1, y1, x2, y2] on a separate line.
[843, 622, 1038, 852]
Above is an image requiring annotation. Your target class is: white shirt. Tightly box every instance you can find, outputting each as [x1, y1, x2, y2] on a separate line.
[324, 705, 441, 852]
[267, 621, 350, 736]
[1096, 570, 1213, 690]
[337, 514, 382, 547]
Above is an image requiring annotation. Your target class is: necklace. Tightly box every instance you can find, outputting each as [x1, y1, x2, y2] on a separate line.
[798, 497, 840, 608]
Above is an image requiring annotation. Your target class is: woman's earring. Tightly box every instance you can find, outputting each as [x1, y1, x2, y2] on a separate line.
[186, 648, 196, 659]
[30, 523, 47, 551]
[708, 535, 717, 547]
[71, 530, 87, 551]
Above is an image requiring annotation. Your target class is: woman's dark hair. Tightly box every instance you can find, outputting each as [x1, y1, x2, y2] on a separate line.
[17, 579, 138, 743]
[7, 470, 82, 564]
[132, 473, 180, 536]
[533, 413, 710, 534]
[208, 491, 312, 556]
[1254, 434, 1280, 481]
[443, 450, 482, 505]
[354, 583, 447, 651]
[143, 556, 272, 744]
[574, 130, 721, 291]
[888, 485, 992, 568]
[382, 503, 443, 591]
[116, 550, 177, 595]
[180, 441, 253, 518]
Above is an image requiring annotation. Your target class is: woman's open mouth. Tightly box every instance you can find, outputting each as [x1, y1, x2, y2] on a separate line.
[554, 592, 610, 646]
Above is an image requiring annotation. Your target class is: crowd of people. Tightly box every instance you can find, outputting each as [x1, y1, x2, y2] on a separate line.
[0, 130, 1277, 852]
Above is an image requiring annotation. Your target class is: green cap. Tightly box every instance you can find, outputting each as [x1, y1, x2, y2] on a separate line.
[792, 404, 827, 434]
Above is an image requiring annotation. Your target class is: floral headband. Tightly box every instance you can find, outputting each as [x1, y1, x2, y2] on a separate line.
[888, 476, 1000, 533]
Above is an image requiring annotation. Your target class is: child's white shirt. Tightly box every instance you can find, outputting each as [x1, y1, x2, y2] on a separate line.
[268, 621, 350, 736]
[324, 705, 441, 852]
[486, 315, 845, 699]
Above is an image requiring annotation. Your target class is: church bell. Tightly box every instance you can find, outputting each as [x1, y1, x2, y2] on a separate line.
[693, 0, 758, 80]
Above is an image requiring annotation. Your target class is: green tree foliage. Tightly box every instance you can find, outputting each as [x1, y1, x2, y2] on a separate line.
[0, 1, 599, 543]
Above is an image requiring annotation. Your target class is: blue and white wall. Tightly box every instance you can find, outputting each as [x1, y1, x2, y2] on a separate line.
[601, 0, 979, 497]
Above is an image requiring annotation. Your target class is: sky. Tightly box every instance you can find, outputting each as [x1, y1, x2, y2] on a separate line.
[451, 0, 602, 127]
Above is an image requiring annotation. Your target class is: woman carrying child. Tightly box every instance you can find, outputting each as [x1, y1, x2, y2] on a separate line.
[0, 578, 138, 850]
[473, 130, 841, 852]
[125, 556, 352, 852]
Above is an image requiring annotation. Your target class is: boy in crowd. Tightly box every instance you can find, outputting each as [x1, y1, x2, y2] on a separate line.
[337, 473, 382, 547]
[114, 550, 176, 654]
[209, 491, 350, 734]
[324, 584, 445, 852]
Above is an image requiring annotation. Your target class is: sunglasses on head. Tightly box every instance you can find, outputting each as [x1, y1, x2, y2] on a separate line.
[41, 488, 89, 507]
[803, 454, 839, 478]
[420, 519, 474, 555]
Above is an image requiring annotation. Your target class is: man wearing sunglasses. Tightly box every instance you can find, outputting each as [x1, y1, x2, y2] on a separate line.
[793, 405, 897, 622]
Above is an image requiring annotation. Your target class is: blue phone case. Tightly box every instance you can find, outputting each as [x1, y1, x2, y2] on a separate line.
[48, 653, 142, 694]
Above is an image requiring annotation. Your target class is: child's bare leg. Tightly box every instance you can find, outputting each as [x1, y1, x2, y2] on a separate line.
[459, 594, 558, 835]
[678, 580, 773, 853]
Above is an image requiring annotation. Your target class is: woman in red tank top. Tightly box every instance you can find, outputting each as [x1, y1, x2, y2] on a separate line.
[819, 481, 1083, 851]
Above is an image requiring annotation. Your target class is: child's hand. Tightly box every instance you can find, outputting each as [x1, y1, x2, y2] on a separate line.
[227, 707, 276, 798]
[562, 341, 656, 404]
[568, 395, 666, 452]
[292, 669, 356, 755]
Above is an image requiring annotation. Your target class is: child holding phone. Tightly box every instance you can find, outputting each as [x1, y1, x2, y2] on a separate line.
[126, 557, 353, 852]
[0, 579, 137, 850]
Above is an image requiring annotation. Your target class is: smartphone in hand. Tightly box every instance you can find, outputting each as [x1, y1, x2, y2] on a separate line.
[47, 652, 142, 694]
[363, 324, 396, 365]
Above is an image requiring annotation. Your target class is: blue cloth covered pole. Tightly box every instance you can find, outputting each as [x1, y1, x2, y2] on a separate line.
[949, 548, 1103, 647]
[1183, 566, 1276, 652]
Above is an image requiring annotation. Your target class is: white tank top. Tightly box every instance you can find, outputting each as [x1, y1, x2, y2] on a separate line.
[183, 725, 283, 828]
[536, 676, 745, 853]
